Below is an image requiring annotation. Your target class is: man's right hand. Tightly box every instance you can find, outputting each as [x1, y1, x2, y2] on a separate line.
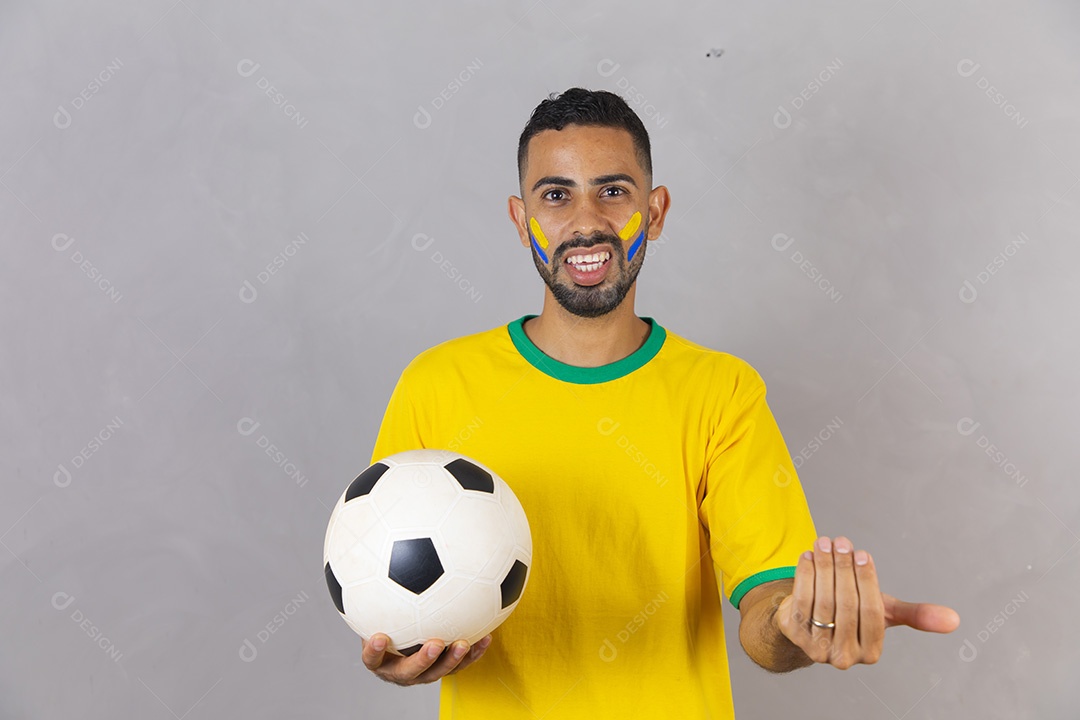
[361, 633, 493, 686]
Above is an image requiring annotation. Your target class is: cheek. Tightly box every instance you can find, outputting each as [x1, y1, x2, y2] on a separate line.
[617, 211, 642, 242]
[528, 217, 551, 263]
[618, 212, 645, 262]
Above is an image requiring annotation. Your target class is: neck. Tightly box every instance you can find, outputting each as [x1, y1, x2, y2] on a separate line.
[523, 287, 650, 367]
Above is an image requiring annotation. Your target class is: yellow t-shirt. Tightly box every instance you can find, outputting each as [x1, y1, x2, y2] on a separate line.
[369, 314, 818, 718]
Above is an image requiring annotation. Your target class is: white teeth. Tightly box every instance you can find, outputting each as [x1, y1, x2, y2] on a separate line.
[566, 251, 610, 267]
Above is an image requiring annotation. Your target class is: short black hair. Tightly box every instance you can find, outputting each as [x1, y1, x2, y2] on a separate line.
[517, 87, 652, 191]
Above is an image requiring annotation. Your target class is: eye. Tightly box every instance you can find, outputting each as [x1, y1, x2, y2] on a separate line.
[603, 186, 627, 197]
[542, 189, 568, 202]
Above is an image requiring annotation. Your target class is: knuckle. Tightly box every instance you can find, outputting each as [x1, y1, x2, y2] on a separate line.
[829, 647, 851, 669]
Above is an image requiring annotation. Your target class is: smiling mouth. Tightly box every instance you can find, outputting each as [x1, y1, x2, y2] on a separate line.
[564, 250, 611, 272]
[561, 250, 613, 286]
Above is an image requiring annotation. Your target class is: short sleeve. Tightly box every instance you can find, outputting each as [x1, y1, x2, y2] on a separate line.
[698, 363, 818, 610]
[369, 367, 427, 465]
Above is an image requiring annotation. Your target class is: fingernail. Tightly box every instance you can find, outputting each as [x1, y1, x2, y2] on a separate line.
[818, 537, 831, 552]
[802, 550, 813, 561]
[855, 550, 868, 566]
[452, 643, 467, 659]
[480, 636, 492, 649]
[835, 538, 851, 553]
[428, 644, 442, 659]
[372, 636, 386, 651]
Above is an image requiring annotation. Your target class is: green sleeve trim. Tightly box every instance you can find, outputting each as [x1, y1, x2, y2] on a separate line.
[728, 566, 798, 610]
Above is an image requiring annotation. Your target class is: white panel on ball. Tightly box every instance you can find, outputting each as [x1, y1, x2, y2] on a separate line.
[373, 463, 460, 530]
[417, 575, 501, 646]
[324, 449, 533, 656]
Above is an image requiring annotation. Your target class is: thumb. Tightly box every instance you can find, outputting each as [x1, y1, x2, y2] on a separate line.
[883, 592, 961, 633]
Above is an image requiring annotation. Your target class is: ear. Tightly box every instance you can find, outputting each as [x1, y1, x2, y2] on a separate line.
[507, 196, 530, 249]
[645, 185, 672, 243]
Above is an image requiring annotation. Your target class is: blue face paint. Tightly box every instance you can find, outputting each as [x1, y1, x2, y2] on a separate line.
[626, 228, 645, 263]
[618, 212, 645, 263]
[529, 230, 549, 264]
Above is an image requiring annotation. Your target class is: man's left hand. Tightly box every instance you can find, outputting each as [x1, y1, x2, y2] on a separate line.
[774, 535, 961, 669]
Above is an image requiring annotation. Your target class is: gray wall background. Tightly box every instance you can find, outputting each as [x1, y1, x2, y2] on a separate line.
[2, 0, 1077, 717]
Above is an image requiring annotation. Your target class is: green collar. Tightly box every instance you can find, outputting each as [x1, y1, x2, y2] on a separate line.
[506, 314, 666, 384]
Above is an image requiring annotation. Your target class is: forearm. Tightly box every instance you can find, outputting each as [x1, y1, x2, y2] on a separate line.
[739, 596, 815, 673]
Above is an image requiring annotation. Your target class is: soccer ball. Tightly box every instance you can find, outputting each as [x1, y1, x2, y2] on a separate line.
[323, 449, 532, 656]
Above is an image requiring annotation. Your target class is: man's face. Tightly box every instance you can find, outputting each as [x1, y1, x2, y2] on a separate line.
[516, 125, 651, 319]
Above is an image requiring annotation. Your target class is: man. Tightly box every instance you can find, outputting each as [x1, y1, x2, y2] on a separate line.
[360, 88, 960, 717]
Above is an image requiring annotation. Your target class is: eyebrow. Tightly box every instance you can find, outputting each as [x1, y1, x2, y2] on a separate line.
[531, 173, 638, 194]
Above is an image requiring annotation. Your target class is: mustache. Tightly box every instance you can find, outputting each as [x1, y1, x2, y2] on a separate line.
[552, 234, 624, 261]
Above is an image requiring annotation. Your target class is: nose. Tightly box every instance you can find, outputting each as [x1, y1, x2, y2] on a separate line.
[569, 200, 610, 243]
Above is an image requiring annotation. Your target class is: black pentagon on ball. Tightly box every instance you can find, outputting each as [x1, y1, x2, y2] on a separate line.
[389, 537, 444, 594]
[500, 559, 528, 609]
[325, 562, 345, 614]
[345, 462, 390, 502]
[444, 458, 494, 493]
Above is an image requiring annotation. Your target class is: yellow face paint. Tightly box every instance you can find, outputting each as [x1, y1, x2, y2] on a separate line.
[618, 211, 642, 241]
[619, 211, 645, 262]
[528, 216, 551, 263]
[529, 211, 645, 265]
[528, 217, 549, 249]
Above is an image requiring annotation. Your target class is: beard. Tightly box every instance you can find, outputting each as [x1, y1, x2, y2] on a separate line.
[530, 226, 646, 319]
